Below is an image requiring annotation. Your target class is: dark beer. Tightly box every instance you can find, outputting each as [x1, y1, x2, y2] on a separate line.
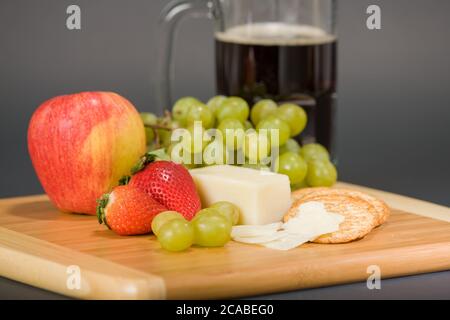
[215, 23, 337, 154]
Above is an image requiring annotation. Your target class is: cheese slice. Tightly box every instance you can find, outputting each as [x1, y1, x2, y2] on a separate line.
[233, 231, 287, 244]
[231, 222, 282, 238]
[190, 165, 291, 225]
[283, 202, 344, 237]
[230, 200, 345, 250]
[262, 234, 311, 251]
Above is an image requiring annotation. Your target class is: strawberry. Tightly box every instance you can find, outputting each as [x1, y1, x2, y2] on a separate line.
[121, 153, 201, 220]
[97, 184, 167, 236]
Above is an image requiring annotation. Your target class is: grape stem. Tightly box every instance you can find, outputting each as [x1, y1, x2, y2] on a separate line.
[144, 124, 172, 149]
[144, 110, 173, 149]
[145, 110, 173, 150]
[144, 124, 172, 131]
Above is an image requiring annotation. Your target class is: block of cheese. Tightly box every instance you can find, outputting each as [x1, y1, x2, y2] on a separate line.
[190, 165, 291, 225]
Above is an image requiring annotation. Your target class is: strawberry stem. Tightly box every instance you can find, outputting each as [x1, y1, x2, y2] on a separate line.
[118, 175, 131, 186]
[131, 152, 157, 175]
[96, 193, 110, 227]
[118, 149, 169, 186]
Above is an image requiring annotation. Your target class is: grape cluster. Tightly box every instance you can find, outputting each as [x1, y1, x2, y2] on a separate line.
[140, 95, 337, 190]
[152, 201, 240, 252]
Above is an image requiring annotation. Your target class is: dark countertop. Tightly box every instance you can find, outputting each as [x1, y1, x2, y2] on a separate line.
[1, 270, 450, 300]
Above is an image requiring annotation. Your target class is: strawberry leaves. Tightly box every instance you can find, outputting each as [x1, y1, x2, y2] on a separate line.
[96, 193, 110, 227]
[119, 149, 171, 186]
[131, 153, 157, 175]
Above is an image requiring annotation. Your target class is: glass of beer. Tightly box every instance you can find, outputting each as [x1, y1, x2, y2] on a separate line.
[157, 0, 337, 154]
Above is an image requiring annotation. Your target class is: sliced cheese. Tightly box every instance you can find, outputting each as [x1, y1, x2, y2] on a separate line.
[233, 231, 287, 244]
[231, 222, 282, 238]
[262, 234, 311, 251]
[283, 202, 344, 238]
[231, 200, 344, 250]
[190, 165, 291, 225]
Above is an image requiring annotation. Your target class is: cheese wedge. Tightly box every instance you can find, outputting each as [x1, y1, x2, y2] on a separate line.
[190, 165, 291, 225]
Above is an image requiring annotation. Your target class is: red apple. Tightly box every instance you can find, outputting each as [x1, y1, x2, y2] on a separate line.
[28, 92, 146, 215]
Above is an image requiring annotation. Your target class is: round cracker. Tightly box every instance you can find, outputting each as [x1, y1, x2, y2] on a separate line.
[296, 188, 389, 226]
[285, 194, 377, 243]
[291, 187, 329, 203]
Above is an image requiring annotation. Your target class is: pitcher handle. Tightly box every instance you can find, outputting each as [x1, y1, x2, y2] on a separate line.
[155, 0, 214, 112]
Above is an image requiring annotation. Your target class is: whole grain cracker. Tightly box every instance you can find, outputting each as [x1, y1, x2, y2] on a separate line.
[290, 187, 390, 226]
[285, 194, 378, 243]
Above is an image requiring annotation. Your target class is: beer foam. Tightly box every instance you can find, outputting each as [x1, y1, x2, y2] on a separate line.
[215, 22, 335, 46]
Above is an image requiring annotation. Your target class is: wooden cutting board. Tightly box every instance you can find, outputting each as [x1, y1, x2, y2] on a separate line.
[0, 182, 449, 299]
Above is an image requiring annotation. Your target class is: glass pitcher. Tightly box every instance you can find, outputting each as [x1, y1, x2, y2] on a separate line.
[157, 0, 337, 154]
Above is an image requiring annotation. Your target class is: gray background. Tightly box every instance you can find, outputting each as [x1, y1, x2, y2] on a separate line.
[0, 0, 449, 299]
[1, 0, 449, 204]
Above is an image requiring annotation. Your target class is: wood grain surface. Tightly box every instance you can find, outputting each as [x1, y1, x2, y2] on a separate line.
[0, 182, 449, 299]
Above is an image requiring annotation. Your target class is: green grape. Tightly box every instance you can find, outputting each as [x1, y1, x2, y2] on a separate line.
[241, 162, 270, 171]
[202, 139, 221, 166]
[217, 118, 245, 150]
[275, 103, 307, 137]
[223, 148, 242, 166]
[250, 99, 277, 125]
[167, 141, 193, 164]
[140, 112, 157, 125]
[276, 152, 308, 185]
[174, 148, 203, 168]
[279, 138, 301, 155]
[300, 143, 330, 161]
[203, 138, 237, 166]
[186, 103, 214, 129]
[207, 95, 227, 116]
[192, 207, 221, 221]
[243, 130, 271, 163]
[170, 123, 208, 165]
[306, 159, 337, 187]
[256, 115, 291, 147]
[192, 209, 231, 247]
[216, 97, 249, 124]
[172, 97, 202, 126]
[158, 129, 171, 148]
[184, 124, 209, 154]
[156, 116, 174, 148]
[210, 201, 241, 225]
[171, 120, 181, 130]
[140, 112, 157, 145]
[291, 179, 309, 191]
[234, 148, 246, 166]
[151, 211, 185, 237]
[156, 115, 174, 129]
[244, 120, 254, 130]
[166, 142, 178, 161]
[157, 219, 194, 252]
